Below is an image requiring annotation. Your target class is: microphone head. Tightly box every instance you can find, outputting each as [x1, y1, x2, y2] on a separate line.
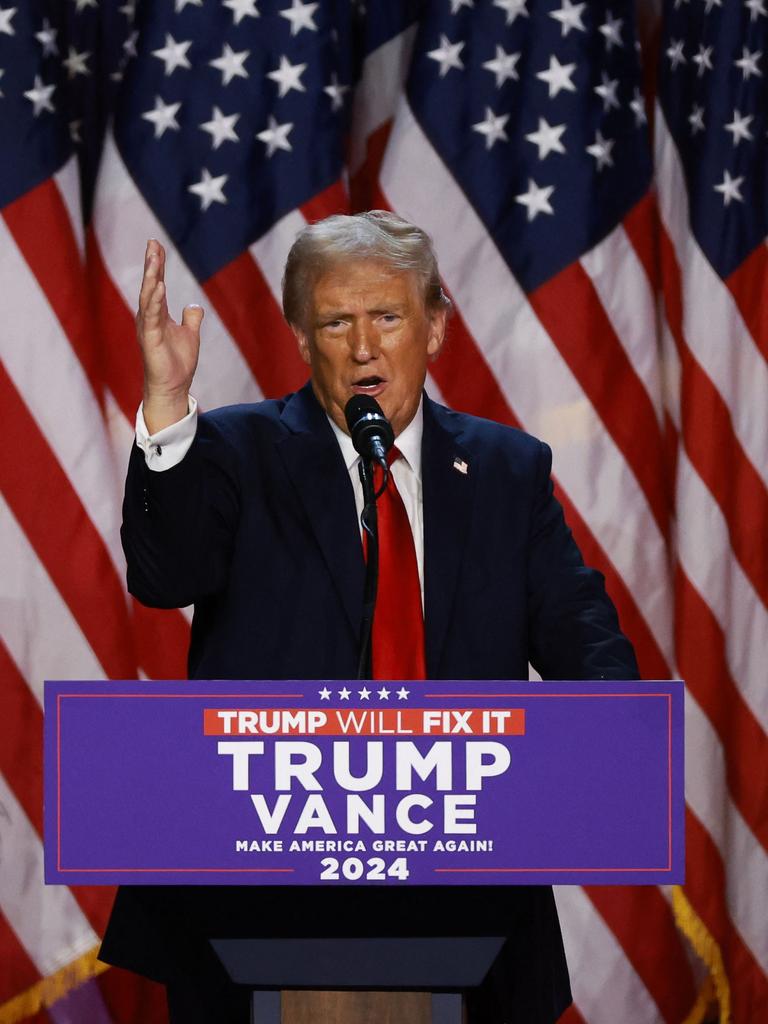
[344, 395, 395, 459]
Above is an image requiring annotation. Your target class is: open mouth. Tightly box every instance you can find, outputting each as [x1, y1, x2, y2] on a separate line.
[351, 376, 386, 393]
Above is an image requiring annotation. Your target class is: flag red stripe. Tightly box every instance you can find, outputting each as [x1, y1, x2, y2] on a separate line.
[132, 601, 190, 680]
[0, 641, 43, 836]
[685, 809, 768, 1021]
[674, 564, 768, 851]
[659, 226, 768, 609]
[431, 280, 672, 680]
[725, 244, 768, 365]
[203, 253, 307, 400]
[351, 123, 394, 211]
[557, 1005, 588, 1024]
[0, 366, 136, 679]
[86, 229, 145, 423]
[0, 911, 42, 1006]
[97, 967, 168, 1024]
[2, 185, 101, 406]
[623, 192, 659, 291]
[529, 262, 670, 538]
[584, 886, 696, 1022]
[300, 179, 350, 222]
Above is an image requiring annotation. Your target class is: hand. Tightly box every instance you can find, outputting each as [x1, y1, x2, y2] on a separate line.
[137, 239, 204, 433]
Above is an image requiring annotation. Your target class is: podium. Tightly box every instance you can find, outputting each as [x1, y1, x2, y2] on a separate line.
[211, 936, 505, 1023]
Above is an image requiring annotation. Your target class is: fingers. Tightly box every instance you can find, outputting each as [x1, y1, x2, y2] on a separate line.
[138, 239, 166, 314]
[181, 304, 205, 334]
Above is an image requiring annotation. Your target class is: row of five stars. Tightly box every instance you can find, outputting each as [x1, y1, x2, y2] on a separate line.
[318, 687, 411, 701]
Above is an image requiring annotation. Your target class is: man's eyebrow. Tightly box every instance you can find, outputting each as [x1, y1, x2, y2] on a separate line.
[315, 302, 409, 320]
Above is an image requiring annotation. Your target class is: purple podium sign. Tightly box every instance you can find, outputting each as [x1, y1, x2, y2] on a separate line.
[44, 680, 684, 886]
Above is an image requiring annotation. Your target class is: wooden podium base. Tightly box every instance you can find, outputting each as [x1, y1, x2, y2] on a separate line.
[252, 991, 465, 1023]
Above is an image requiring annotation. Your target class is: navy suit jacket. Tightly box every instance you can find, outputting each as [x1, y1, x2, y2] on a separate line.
[101, 382, 638, 1023]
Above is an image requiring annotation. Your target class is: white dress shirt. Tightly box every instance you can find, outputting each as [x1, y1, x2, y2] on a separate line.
[135, 396, 426, 602]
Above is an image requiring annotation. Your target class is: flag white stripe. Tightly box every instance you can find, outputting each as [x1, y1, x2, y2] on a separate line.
[349, 26, 418, 173]
[676, 449, 768, 732]
[0, 218, 126, 581]
[685, 692, 768, 973]
[249, 208, 307, 309]
[53, 157, 86, 262]
[555, 884, 663, 1023]
[380, 98, 674, 664]
[0, 494, 105, 703]
[655, 105, 768, 488]
[580, 224, 664, 426]
[0, 772, 98, 976]
[93, 132, 262, 412]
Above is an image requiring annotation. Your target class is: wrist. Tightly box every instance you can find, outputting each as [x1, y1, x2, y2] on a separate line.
[142, 390, 191, 434]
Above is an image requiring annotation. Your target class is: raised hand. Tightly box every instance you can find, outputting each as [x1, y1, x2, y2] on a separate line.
[137, 239, 204, 433]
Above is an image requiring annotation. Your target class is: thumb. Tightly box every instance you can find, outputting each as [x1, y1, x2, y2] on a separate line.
[181, 303, 205, 333]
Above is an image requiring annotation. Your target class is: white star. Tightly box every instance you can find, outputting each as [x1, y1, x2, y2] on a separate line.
[692, 44, 713, 76]
[0, 6, 16, 35]
[725, 109, 754, 145]
[734, 46, 762, 80]
[630, 87, 647, 126]
[427, 34, 464, 77]
[152, 34, 192, 76]
[319, 687, 332, 700]
[493, 0, 528, 25]
[35, 18, 58, 56]
[199, 105, 239, 149]
[745, 0, 767, 21]
[482, 46, 520, 87]
[256, 115, 293, 156]
[536, 55, 577, 98]
[69, 118, 82, 143]
[23, 75, 55, 116]
[119, 1, 136, 19]
[450, 0, 474, 11]
[666, 40, 686, 70]
[358, 687, 371, 700]
[594, 71, 619, 112]
[713, 170, 744, 205]
[188, 168, 228, 211]
[73, 0, 97, 11]
[279, 0, 319, 36]
[175, 0, 202, 11]
[63, 46, 91, 79]
[586, 130, 615, 170]
[123, 30, 139, 59]
[324, 73, 349, 111]
[688, 104, 705, 134]
[472, 107, 509, 149]
[141, 95, 181, 138]
[223, 0, 260, 23]
[599, 10, 623, 50]
[267, 54, 307, 97]
[396, 687, 410, 701]
[703, 0, 722, 12]
[549, 0, 586, 37]
[210, 44, 250, 85]
[338, 687, 351, 700]
[673, 0, 690, 6]
[524, 117, 566, 159]
[515, 179, 555, 221]
[377, 687, 391, 700]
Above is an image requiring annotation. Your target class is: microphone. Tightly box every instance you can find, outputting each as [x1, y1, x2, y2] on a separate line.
[344, 395, 394, 466]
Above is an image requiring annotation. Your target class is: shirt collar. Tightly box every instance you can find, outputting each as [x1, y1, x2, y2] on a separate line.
[328, 397, 424, 479]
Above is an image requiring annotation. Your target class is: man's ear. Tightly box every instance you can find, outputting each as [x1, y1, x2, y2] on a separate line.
[426, 308, 448, 362]
[292, 325, 312, 367]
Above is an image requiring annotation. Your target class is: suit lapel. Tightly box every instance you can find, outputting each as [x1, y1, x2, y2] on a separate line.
[422, 397, 475, 677]
[275, 384, 366, 639]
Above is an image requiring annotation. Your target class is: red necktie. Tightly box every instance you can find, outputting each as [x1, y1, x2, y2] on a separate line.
[369, 448, 427, 680]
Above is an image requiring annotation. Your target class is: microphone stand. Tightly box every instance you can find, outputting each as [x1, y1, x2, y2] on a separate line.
[356, 456, 388, 680]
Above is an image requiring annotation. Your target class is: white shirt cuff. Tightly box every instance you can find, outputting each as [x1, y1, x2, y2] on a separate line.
[135, 396, 198, 472]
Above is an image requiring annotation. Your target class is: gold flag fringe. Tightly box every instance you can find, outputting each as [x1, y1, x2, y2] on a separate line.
[673, 884, 731, 1024]
[0, 946, 109, 1024]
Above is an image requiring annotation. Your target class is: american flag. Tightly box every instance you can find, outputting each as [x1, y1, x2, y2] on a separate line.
[0, 1, 765, 1022]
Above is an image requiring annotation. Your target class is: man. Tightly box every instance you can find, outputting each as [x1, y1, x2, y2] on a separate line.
[100, 211, 638, 1023]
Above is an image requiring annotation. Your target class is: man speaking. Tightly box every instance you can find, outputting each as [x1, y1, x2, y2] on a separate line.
[100, 210, 638, 1023]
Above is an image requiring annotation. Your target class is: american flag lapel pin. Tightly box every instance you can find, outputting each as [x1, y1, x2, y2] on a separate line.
[452, 456, 469, 475]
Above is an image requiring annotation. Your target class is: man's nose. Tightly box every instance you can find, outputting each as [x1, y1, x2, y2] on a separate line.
[349, 319, 379, 361]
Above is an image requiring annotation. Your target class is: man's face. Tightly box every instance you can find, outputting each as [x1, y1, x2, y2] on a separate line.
[293, 259, 447, 438]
